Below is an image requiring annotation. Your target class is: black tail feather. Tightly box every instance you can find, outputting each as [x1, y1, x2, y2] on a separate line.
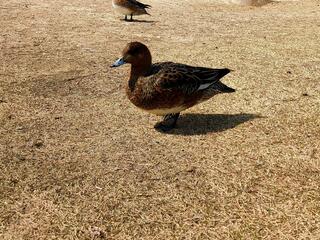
[214, 81, 236, 93]
[217, 68, 231, 79]
[214, 68, 235, 93]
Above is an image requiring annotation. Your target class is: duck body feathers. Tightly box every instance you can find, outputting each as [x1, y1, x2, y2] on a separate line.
[126, 62, 235, 115]
[112, 0, 150, 16]
[128, 0, 151, 9]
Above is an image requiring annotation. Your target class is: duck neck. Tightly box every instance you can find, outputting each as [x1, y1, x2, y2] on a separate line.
[128, 61, 152, 92]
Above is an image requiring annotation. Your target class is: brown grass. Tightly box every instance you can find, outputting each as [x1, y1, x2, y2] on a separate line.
[1, 0, 320, 239]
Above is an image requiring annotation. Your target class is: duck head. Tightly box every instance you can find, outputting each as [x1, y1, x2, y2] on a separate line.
[111, 42, 152, 76]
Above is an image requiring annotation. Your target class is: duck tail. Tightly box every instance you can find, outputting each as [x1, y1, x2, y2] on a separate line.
[214, 68, 235, 93]
[218, 68, 232, 79]
[215, 81, 236, 93]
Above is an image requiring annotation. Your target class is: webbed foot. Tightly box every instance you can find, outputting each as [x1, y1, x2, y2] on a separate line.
[154, 113, 180, 132]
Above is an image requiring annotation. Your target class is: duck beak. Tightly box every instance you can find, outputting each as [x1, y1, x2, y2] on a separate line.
[111, 58, 126, 68]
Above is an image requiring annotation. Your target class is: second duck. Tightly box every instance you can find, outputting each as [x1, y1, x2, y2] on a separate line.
[112, 0, 151, 21]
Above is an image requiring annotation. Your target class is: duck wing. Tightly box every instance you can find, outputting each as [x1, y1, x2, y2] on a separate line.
[155, 63, 234, 95]
[127, 0, 151, 8]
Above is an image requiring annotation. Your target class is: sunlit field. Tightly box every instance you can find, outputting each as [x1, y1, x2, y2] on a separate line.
[1, 0, 319, 239]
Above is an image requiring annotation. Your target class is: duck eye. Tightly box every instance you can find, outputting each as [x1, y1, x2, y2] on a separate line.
[128, 48, 140, 56]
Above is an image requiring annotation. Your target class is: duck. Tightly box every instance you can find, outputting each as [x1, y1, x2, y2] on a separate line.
[111, 42, 235, 132]
[112, 0, 151, 21]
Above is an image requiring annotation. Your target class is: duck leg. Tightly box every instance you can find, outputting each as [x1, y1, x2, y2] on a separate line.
[130, 14, 133, 21]
[124, 15, 128, 21]
[154, 113, 180, 132]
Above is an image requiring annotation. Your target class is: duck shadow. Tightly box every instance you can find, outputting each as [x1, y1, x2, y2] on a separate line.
[161, 113, 261, 135]
[120, 19, 156, 23]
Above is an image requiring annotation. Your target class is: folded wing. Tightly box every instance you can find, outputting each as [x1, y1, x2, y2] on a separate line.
[157, 64, 233, 95]
[128, 0, 151, 9]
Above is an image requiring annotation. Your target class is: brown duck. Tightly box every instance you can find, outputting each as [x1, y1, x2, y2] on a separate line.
[112, 0, 151, 21]
[111, 42, 235, 131]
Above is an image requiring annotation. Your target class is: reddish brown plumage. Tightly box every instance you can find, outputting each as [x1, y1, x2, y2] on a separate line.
[113, 42, 235, 116]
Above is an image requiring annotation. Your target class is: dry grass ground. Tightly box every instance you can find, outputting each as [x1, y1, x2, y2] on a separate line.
[1, 0, 320, 239]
